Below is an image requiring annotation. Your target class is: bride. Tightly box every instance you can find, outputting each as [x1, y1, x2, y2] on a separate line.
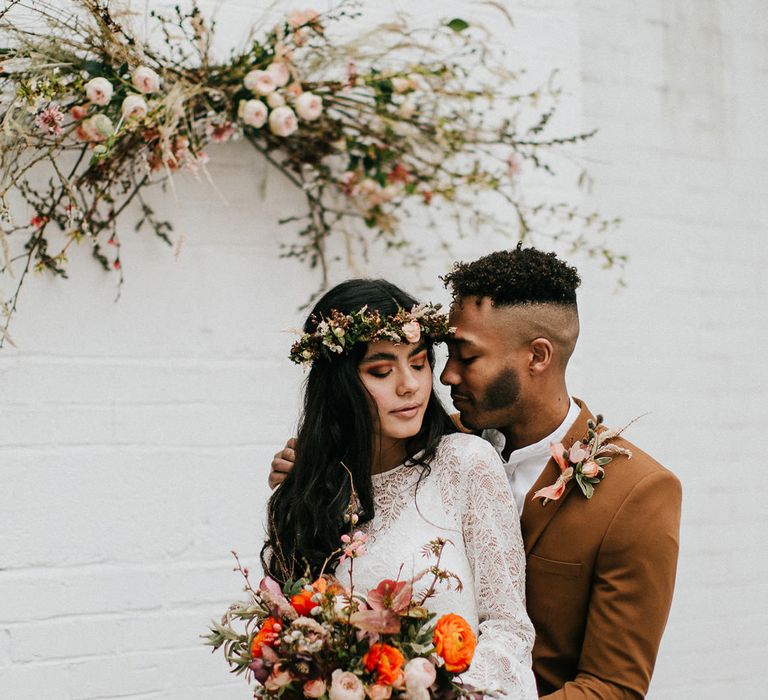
[262, 279, 537, 698]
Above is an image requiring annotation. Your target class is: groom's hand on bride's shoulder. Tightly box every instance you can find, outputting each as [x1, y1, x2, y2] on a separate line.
[269, 437, 296, 489]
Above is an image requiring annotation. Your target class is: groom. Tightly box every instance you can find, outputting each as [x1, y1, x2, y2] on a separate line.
[270, 246, 681, 698]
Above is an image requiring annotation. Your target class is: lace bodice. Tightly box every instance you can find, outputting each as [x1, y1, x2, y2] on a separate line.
[340, 433, 537, 698]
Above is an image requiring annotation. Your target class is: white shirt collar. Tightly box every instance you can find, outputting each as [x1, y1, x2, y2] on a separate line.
[483, 397, 581, 464]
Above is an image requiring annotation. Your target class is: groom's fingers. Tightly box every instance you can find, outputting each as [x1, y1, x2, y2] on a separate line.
[268, 438, 297, 489]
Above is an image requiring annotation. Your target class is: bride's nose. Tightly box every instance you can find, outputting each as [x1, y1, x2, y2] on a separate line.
[397, 367, 420, 394]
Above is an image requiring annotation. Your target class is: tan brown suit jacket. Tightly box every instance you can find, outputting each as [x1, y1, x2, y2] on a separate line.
[458, 400, 682, 698]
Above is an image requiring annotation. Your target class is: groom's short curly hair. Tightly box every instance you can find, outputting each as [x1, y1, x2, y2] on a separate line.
[441, 244, 581, 305]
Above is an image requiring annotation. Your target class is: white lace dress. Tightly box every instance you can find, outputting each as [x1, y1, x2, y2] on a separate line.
[340, 433, 537, 698]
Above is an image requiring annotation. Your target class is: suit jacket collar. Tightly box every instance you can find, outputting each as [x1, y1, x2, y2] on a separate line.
[521, 398, 595, 556]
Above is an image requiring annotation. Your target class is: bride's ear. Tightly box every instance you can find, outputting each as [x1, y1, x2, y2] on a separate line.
[528, 337, 554, 374]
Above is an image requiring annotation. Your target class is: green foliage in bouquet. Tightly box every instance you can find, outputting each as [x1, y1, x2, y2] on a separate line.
[0, 0, 622, 346]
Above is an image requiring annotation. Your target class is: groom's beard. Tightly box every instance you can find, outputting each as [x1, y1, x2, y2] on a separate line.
[453, 366, 521, 430]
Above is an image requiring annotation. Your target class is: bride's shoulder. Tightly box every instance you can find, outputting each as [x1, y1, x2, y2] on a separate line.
[434, 433, 504, 473]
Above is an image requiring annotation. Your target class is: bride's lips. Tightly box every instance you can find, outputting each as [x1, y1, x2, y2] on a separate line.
[390, 403, 422, 419]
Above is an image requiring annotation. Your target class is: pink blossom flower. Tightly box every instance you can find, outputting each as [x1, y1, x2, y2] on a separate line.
[548, 442, 570, 472]
[267, 61, 291, 88]
[70, 104, 89, 121]
[329, 669, 365, 700]
[568, 441, 590, 464]
[366, 579, 412, 613]
[403, 657, 436, 691]
[401, 321, 421, 344]
[339, 530, 368, 564]
[206, 121, 236, 143]
[34, 103, 64, 136]
[268, 105, 298, 137]
[238, 99, 268, 128]
[121, 95, 148, 120]
[84, 77, 113, 106]
[294, 92, 323, 121]
[267, 92, 286, 109]
[244, 69, 276, 95]
[304, 679, 327, 697]
[131, 66, 160, 94]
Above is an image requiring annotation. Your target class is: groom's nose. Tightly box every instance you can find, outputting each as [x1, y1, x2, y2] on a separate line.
[440, 359, 460, 386]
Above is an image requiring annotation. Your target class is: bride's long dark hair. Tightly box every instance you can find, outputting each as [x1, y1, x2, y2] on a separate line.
[261, 279, 455, 583]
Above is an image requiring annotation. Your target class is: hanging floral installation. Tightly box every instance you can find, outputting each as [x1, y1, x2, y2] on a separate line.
[0, 0, 622, 345]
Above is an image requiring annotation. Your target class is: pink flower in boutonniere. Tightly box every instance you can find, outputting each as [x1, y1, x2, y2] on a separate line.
[533, 414, 634, 506]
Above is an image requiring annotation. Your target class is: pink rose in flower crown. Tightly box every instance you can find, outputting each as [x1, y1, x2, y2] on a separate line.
[131, 66, 160, 94]
[238, 99, 268, 128]
[84, 77, 113, 106]
[268, 105, 298, 137]
[244, 69, 276, 95]
[401, 321, 421, 344]
[294, 92, 323, 121]
[398, 98, 417, 120]
[403, 657, 436, 691]
[121, 95, 148, 120]
[267, 61, 291, 88]
[329, 669, 365, 700]
[303, 679, 326, 697]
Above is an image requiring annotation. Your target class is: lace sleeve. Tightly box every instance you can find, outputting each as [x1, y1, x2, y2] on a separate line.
[453, 436, 537, 699]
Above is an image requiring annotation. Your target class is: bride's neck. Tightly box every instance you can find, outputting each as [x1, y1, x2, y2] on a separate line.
[370, 437, 408, 475]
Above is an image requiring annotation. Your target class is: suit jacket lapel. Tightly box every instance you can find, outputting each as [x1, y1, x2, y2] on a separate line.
[521, 399, 595, 556]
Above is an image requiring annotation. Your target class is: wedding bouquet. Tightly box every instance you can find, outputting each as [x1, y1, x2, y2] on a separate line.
[205, 539, 493, 699]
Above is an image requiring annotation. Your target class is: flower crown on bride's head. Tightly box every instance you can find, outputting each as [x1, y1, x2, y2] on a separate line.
[289, 303, 454, 365]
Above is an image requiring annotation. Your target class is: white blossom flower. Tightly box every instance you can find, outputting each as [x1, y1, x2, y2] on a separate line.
[131, 66, 160, 94]
[121, 94, 148, 120]
[268, 105, 298, 137]
[244, 69, 276, 95]
[238, 99, 268, 128]
[294, 92, 323, 121]
[266, 61, 291, 87]
[84, 77, 113, 106]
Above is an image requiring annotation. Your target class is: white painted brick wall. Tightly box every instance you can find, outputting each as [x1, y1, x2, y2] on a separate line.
[1, 1, 766, 697]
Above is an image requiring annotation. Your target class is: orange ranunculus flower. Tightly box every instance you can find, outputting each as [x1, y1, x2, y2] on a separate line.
[291, 588, 316, 615]
[250, 618, 281, 659]
[363, 642, 405, 685]
[433, 614, 476, 673]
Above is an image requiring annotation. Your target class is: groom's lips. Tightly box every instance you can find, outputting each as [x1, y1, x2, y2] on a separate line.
[451, 393, 472, 405]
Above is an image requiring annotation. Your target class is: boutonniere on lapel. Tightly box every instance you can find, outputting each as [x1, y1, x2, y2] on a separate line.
[533, 414, 634, 506]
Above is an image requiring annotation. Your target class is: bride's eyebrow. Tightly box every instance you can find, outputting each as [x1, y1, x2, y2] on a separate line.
[361, 342, 427, 363]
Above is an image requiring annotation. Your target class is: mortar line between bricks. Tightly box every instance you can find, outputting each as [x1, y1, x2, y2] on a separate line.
[8, 643, 214, 667]
[0, 556, 259, 576]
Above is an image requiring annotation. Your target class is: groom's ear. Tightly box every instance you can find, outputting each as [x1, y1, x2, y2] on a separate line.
[528, 337, 554, 374]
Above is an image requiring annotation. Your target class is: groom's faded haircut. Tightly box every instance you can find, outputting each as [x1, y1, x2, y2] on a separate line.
[441, 244, 581, 306]
[441, 245, 582, 366]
